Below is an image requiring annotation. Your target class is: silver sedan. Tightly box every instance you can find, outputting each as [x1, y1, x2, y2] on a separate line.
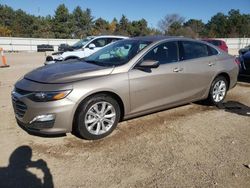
[12, 36, 239, 140]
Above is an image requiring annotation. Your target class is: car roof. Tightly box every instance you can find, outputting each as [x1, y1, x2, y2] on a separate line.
[130, 35, 203, 43]
[130, 35, 174, 42]
[202, 39, 225, 42]
[90, 35, 128, 39]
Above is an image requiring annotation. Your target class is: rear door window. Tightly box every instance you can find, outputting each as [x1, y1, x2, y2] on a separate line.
[91, 38, 108, 47]
[180, 41, 209, 60]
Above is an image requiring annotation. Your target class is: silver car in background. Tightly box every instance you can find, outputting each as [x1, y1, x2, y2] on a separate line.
[12, 36, 239, 140]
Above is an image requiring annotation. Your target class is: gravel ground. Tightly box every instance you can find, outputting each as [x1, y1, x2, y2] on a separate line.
[0, 52, 250, 188]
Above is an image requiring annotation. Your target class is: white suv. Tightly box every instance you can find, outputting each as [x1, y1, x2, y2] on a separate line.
[45, 35, 128, 65]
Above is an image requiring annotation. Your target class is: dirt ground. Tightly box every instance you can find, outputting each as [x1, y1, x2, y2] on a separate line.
[0, 52, 250, 188]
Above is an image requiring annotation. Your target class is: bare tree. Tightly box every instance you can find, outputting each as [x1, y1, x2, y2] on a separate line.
[158, 14, 185, 34]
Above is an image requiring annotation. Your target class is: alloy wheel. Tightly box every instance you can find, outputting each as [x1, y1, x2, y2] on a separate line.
[84, 102, 116, 135]
[212, 80, 227, 102]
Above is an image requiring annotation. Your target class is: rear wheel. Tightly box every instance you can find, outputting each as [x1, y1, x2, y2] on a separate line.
[206, 76, 228, 106]
[74, 94, 120, 140]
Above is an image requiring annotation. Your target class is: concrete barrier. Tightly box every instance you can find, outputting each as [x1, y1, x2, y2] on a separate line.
[0, 37, 249, 55]
[0, 37, 79, 52]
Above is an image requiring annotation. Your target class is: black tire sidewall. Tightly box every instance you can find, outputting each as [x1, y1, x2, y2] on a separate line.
[209, 76, 228, 106]
[75, 94, 120, 140]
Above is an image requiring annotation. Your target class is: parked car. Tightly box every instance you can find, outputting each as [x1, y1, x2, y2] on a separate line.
[239, 51, 250, 76]
[12, 36, 239, 140]
[239, 45, 250, 55]
[37, 44, 54, 52]
[45, 35, 128, 65]
[202, 39, 228, 52]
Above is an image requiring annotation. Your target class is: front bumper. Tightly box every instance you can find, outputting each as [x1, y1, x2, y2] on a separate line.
[44, 55, 63, 65]
[44, 60, 57, 65]
[12, 90, 76, 135]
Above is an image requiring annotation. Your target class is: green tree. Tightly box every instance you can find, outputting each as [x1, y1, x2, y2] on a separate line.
[115, 15, 131, 36]
[11, 9, 37, 37]
[52, 4, 71, 38]
[72, 6, 94, 38]
[129, 19, 149, 36]
[184, 19, 205, 37]
[206, 13, 228, 37]
[227, 9, 250, 37]
[92, 18, 109, 35]
[32, 16, 54, 38]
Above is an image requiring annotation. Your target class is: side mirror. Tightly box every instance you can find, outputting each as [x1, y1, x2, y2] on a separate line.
[88, 43, 96, 50]
[137, 60, 159, 69]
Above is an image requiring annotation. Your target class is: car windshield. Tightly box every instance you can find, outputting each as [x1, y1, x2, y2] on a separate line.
[84, 39, 152, 66]
[72, 37, 94, 48]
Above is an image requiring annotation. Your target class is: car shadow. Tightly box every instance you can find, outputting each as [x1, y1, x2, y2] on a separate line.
[217, 101, 250, 117]
[238, 76, 250, 83]
[0, 145, 54, 188]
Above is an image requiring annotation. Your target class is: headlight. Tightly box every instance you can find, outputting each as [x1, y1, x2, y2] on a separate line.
[28, 90, 72, 102]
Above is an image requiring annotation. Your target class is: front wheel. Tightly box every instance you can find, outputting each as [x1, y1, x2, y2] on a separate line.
[207, 76, 228, 106]
[74, 94, 120, 140]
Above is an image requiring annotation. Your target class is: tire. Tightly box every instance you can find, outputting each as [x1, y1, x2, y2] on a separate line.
[206, 76, 228, 106]
[74, 94, 120, 140]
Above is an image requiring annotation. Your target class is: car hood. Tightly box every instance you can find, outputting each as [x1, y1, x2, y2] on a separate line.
[24, 61, 114, 84]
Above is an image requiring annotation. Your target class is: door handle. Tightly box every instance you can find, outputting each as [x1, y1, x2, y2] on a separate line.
[208, 62, 215, 66]
[173, 67, 183, 72]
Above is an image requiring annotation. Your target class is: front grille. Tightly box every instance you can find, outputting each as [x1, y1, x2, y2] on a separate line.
[12, 95, 27, 118]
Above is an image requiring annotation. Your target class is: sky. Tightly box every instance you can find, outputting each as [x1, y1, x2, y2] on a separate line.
[0, 0, 249, 27]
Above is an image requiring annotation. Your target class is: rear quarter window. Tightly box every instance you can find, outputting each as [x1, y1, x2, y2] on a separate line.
[207, 45, 219, 56]
[206, 40, 222, 46]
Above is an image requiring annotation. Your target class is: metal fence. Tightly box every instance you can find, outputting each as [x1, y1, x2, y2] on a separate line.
[0, 37, 249, 55]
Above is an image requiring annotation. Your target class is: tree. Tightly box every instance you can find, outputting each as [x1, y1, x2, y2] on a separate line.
[82, 8, 94, 36]
[184, 19, 205, 37]
[158, 14, 185, 34]
[108, 18, 118, 34]
[206, 13, 228, 37]
[0, 5, 15, 28]
[0, 25, 11, 36]
[130, 19, 149, 36]
[11, 9, 37, 37]
[1, 4, 250, 39]
[227, 9, 250, 37]
[115, 15, 131, 35]
[92, 18, 109, 35]
[32, 16, 54, 38]
[71, 6, 94, 38]
[52, 4, 71, 38]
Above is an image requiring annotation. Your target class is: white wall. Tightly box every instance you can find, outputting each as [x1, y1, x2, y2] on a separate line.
[0, 37, 79, 52]
[0, 37, 249, 55]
